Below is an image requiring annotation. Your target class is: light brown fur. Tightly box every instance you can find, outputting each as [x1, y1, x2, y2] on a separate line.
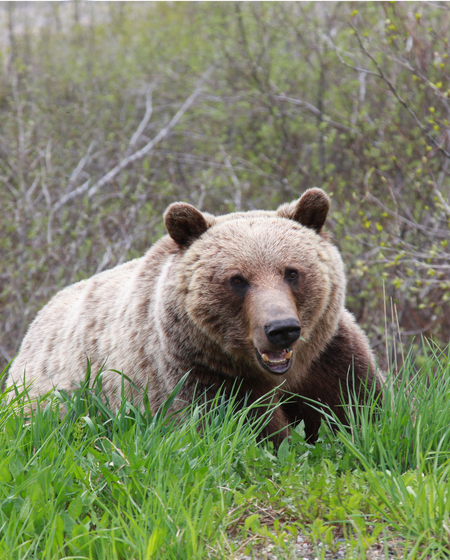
[7, 188, 382, 442]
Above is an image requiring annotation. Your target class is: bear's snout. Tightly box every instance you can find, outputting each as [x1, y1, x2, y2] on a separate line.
[264, 318, 301, 348]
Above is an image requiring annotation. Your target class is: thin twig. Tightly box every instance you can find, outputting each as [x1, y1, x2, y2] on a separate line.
[350, 23, 450, 159]
[323, 31, 380, 77]
[273, 94, 360, 135]
[367, 191, 449, 239]
[220, 146, 241, 211]
[128, 86, 154, 149]
[382, 50, 450, 110]
[433, 155, 450, 216]
[0, 344, 12, 363]
[68, 141, 96, 187]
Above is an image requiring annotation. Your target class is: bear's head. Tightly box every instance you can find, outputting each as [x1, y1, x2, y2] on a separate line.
[164, 188, 346, 378]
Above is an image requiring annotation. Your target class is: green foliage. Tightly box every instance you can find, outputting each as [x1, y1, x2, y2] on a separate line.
[1, 347, 450, 558]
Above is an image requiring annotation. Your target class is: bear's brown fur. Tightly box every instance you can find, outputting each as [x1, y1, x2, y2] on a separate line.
[7, 188, 383, 442]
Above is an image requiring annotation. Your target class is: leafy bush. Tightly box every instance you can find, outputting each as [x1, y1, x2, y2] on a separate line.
[1, 2, 450, 369]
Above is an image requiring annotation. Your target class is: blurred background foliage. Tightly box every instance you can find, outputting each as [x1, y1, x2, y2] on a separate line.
[1, 1, 449, 370]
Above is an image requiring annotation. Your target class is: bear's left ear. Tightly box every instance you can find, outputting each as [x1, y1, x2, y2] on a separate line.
[277, 188, 330, 233]
[164, 202, 211, 246]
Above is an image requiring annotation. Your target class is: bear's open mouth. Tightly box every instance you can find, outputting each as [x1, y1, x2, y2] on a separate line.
[256, 348, 293, 375]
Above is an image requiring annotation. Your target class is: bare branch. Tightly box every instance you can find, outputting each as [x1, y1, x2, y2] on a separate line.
[128, 86, 154, 149]
[433, 157, 450, 217]
[380, 49, 450, 112]
[196, 184, 206, 211]
[53, 65, 214, 211]
[366, 192, 449, 239]
[87, 65, 214, 200]
[220, 146, 241, 211]
[273, 93, 360, 135]
[68, 141, 96, 186]
[350, 23, 450, 159]
[52, 179, 89, 214]
[323, 31, 380, 77]
[0, 343, 12, 363]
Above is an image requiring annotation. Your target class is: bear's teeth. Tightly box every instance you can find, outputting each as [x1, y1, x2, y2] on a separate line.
[261, 350, 293, 364]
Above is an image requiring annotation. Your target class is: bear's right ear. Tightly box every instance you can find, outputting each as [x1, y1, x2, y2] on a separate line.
[164, 202, 210, 246]
[277, 188, 330, 233]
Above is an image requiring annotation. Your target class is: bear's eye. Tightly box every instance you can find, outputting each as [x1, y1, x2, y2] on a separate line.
[230, 275, 248, 291]
[285, 268, 299, 281]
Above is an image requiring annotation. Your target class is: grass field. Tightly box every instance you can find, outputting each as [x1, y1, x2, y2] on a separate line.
[1, 340, 450, 560]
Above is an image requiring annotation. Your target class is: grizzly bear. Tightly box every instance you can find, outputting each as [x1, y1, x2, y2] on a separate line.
[7, 188, 382, 443]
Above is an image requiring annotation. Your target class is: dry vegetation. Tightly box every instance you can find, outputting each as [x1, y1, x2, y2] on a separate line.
[1, 2, 450, 368]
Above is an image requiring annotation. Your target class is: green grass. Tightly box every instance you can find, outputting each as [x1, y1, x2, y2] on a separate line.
[1, 342, 450, 559]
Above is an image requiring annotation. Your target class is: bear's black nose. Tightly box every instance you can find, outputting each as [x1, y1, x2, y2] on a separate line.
[264, 318, 301, 347]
